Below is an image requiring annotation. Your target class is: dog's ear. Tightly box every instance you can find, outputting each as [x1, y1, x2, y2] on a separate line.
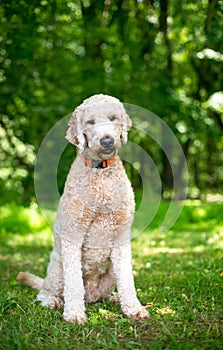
[66, 111, 78, 146]
[121, 112, 132, 144]
[66, 109, 86, 152]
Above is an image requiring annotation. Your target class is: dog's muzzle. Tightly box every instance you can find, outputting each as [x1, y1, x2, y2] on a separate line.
[100, 137, 114, 149]
[99, 137, 115, 155]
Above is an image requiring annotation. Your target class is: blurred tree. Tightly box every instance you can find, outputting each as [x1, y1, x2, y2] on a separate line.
[0, 0, 222, 204]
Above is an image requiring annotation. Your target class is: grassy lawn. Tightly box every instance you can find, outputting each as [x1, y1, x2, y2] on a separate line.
[0, 201, 222, 349]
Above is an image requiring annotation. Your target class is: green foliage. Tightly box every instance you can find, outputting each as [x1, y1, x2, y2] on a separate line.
[0, 0, 223, 204]
[0, 202, 223, 349]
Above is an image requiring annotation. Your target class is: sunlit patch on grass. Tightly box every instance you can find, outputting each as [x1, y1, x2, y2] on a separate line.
[208, 227, 223, 248]
[0, 204, 54, 249]
[155, 306, 176, 316]
[7, 230, 53, 248]
[0, 204, 50, 235]
[88, 307, 121, 325]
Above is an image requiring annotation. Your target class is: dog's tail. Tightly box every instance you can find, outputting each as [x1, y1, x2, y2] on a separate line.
[16, 271, 44, 290]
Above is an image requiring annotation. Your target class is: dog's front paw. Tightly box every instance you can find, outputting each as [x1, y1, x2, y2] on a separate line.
[129, 307, 150, 320]
[63, 310, 87, 324]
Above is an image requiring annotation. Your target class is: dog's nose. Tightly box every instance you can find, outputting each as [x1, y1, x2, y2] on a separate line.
[100, 137, 114, 149]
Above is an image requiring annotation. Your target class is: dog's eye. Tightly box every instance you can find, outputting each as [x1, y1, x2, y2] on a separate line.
[109, 115, 117, 122]
[87, 119, 95, 125]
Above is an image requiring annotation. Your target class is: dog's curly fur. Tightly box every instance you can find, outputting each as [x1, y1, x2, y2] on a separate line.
[17, 94, 149, 324]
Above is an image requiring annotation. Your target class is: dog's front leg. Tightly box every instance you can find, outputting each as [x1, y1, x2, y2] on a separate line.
[61, 238, 86, 324]
[111, 241, 149, 320]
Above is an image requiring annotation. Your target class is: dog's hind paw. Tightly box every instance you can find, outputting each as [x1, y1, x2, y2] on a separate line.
[37, 292, 63, 310]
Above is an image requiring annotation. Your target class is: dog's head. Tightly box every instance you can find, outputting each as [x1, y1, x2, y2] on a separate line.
[66, 94, 132, 160]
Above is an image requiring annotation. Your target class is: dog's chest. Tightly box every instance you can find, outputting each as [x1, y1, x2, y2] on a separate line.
[87, 169, 133, 208]
[83, 212, 118, 246]
[64, 161, 135, 228]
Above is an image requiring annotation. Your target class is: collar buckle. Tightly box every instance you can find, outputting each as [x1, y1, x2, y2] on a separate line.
[81, 156, 116, 169]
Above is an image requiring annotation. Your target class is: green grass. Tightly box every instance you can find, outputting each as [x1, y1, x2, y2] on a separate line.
[0, 201, 223, 349]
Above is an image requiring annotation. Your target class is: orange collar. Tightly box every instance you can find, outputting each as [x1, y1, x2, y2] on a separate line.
[81, 155, 117, 169]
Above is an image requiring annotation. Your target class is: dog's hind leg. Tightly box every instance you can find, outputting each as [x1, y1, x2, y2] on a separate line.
[37, 248, 64, 310]
[98, 265, 116, 300]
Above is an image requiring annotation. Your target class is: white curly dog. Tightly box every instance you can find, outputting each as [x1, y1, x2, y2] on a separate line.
[17, 94, 149, 324]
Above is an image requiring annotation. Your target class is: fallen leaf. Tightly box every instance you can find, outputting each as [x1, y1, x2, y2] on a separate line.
[145, 302, 153, 308]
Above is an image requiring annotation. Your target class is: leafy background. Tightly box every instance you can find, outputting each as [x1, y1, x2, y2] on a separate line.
[1, 0, 223, 204]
